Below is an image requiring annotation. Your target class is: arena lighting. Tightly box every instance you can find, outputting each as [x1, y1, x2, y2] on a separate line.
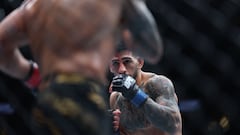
[219, 116, 230, 132]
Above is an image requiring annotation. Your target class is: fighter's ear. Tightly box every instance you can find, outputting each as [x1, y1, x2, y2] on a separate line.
[137, 58, 144, 69]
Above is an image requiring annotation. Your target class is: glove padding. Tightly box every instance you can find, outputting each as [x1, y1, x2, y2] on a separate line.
[111, 74, 137, 99]
[112, 74, 148, 107]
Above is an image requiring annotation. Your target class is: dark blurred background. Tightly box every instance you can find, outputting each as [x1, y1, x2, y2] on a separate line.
[0, 0, 240, 135]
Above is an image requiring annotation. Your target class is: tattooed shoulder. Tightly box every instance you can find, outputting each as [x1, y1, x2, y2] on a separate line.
[144, 75, 176, 101]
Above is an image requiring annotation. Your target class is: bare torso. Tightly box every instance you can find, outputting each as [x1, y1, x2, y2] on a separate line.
[113, 73, 167, 135]
[111, 72, 182, 135]
[117, 96, 169, 135]
[23, 0, 122, 84]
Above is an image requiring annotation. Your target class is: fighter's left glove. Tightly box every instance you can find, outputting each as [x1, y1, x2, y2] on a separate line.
[24, 61, 41, 90]
[111, 74, 148, 107]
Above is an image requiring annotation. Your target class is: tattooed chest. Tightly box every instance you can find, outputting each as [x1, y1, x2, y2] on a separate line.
[117, 99, 151, 130]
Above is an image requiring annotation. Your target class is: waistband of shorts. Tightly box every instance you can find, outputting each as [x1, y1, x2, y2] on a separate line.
[40, 73, 104, 91]
[44, 73, 102, 84]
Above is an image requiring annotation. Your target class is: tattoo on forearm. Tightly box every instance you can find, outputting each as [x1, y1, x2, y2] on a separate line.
[143, 75, 181, 133]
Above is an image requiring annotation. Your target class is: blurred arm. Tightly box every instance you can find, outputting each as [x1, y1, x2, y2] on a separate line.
[0, 3, 30, 79]
[121, 0, 163, 64]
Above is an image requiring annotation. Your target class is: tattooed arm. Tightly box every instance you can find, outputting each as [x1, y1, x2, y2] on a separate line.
[142, 75, 182, 134]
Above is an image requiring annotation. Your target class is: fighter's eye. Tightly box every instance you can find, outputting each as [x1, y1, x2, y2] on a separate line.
[112, 61, 119, 67]
[123, 59, 133, 65]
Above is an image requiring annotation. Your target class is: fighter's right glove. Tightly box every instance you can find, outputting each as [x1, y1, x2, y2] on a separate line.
[111, 74, 148, 107]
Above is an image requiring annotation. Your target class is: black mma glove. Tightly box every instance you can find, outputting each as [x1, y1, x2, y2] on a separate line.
[111, 74, 148, 107]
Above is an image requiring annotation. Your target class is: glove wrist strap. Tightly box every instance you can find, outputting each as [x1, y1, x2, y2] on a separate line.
[24, 61, 41, 89]
[130, 89, 148, 107]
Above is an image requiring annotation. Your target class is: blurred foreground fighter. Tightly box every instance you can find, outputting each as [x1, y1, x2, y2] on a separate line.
[0, 0, 163, 134]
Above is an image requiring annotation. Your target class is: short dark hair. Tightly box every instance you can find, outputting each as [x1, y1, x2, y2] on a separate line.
[115, 39, 143, 59]
[115, 39, 128, 53]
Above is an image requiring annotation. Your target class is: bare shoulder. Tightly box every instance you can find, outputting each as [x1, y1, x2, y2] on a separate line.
[21, 0, 39, 17]
[144, 74, 178, 104]
[147, 74, 173, 85]
[145, 75, 175, 94]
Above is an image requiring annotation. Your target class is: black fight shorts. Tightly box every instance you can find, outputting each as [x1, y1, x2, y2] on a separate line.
[30, 74, 111, 135]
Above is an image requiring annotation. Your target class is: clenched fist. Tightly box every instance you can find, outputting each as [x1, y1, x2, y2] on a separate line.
[111, 74, 148, 107]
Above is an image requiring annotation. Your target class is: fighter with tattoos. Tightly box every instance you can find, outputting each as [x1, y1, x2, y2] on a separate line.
[109, 46, 182, 135]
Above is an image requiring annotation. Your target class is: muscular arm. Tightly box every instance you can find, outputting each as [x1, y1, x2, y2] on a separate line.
[120, 0, 163, 64]
[142, 75, 182, 133]
[0, 2, 31, 79]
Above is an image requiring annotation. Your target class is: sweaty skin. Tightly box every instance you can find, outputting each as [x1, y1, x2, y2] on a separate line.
[109, 51, 182, 135]
[110, 75, 182, 135]
[0, 0, 164, 134]
[0, 0, 163, 87]
[0, 0, 122, 86]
